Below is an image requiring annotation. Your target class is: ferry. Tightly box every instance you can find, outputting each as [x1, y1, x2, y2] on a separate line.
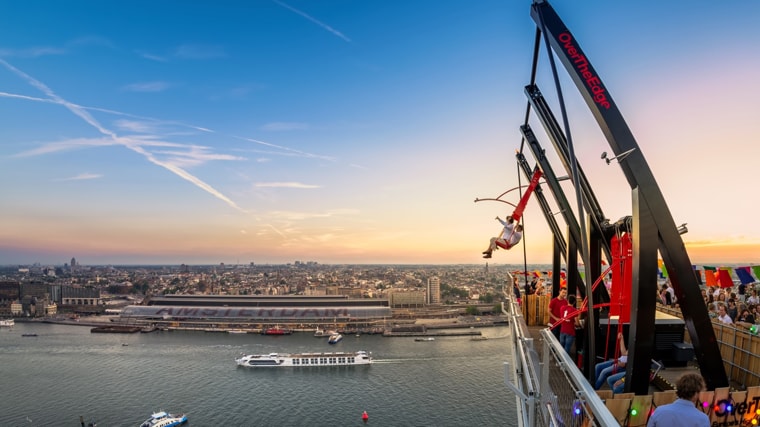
[138, 411, 187, 427]
[261, 326, 292, 335]
[235, 350, 372, 367]
[0, 319, 14, 327]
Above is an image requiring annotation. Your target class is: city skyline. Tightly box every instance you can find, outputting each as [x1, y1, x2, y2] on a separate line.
[2, 1, 759, 266]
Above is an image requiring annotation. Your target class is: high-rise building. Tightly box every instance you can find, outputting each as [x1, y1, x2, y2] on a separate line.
[427, 276, 440, 305]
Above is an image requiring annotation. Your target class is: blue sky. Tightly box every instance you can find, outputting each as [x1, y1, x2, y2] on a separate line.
[1, 0, 759, 266]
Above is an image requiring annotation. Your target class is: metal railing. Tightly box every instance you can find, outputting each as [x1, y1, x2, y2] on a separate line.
[504, 293, 618, 426]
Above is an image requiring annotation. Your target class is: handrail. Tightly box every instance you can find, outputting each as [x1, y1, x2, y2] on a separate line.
[504, 275, 619, 426]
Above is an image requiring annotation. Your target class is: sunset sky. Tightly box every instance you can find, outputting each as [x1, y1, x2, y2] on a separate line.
[1, 0, 759, 266]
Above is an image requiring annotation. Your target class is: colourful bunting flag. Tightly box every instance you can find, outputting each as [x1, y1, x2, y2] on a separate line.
[705, 270, 718, 287]
[735, 267, 755, 285]
[717, 269, 733, 288]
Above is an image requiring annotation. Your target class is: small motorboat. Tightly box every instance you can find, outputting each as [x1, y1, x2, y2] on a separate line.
[328, 333, 343, 344]
[414, 337, 435, 342]
[139, 411, 187, 427]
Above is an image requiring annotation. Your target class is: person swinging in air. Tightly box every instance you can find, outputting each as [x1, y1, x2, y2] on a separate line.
[475, 167, 541, 259]
[482, 215, 523, 258]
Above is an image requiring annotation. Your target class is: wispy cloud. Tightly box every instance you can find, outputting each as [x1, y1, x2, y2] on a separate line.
[68, 36, 113, 49]
[260, 121, 309, 131]
[267, 208, 359, 221]
[153, 145, 246, 169]
[229, 84, 264, 98]
[137, 51, 169, 62]
[0, 36, 112, 58]
[255, 182, 321, 189]
[1, 89, 333, 162]
[113, 119, 161, 134]
[54, 173, 103, 182]
[273, 0, 352, 43]
[123, 81, 171, 93]
[0, 58, 246, 213]
[174, 44, 226, 59]
[0, 46, 66, 58]
[236, 136, 335, 161]
[13, 137, 121, 158]
[0, 91, 212, 134]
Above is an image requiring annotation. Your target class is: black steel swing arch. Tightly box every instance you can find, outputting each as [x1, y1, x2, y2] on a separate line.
[519, 0, 728, 393]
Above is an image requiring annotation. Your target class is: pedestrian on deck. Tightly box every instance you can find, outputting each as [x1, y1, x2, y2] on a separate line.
[559, 295, 580, 356]
[548, 287, 568, 340]
[512, 278, 522, 304]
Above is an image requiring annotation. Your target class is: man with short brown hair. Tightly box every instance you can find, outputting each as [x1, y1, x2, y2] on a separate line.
[646, 373, 708, 426]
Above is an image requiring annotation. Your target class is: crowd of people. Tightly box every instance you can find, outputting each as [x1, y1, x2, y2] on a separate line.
[659, 280, 760, 329]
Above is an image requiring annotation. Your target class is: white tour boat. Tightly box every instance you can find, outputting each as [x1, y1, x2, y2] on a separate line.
[0, 319, 14, 327]
[236, 350, 372, 367]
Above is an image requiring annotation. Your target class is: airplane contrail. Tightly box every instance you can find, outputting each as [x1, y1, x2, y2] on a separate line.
[0, 91, 332, 160]
[0, 58, 247, 213]
[273, 0, 352, 43]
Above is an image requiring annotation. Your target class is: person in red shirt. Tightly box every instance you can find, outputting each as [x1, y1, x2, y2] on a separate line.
[560, 295, 580, 355]
[548, 287, 568, 340]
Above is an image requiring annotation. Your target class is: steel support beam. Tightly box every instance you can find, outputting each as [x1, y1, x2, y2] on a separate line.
[627, 187, 659, 395]
[525, 84, 613, 260]
[519, 125, 586, 298]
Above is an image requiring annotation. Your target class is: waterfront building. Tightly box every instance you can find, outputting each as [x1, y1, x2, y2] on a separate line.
[10, 301, 22, 316]
[0, 280, 20, 304]
[61, 286, 101, 307]
[427, 276, 440, 304]
[389, 290, 425, 308]
[119, 295, 392, 329]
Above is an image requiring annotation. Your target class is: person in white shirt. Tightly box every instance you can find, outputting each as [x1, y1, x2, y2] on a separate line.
[747, 289, 759, 306]
[482, 216, 523, 258]
[666, 282, 676, 306]
[717, 303, 733, 325]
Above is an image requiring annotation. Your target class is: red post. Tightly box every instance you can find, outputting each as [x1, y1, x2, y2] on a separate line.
[609, 233, 632, 323]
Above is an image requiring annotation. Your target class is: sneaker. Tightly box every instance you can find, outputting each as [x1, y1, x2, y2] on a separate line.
[483, 254, 492, 259]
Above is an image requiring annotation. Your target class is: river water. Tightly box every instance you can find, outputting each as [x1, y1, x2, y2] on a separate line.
[0, 322, 517, 427]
